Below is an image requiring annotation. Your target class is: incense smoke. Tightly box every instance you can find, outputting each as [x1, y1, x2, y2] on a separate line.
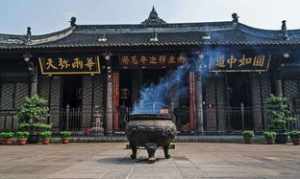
[131, 48, 229, 114]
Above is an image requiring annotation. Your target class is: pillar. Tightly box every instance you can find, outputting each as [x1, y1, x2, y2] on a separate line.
[251, 73, 263, 131]
[196, 72, 204, 132]
[105, 65, 113, 133]
[275, 80, 283, 97]
[189, 72, 197, 130]
[112, 72, 120, 131]
[30, 69, 38, 96]
[205, 75, 217, 131]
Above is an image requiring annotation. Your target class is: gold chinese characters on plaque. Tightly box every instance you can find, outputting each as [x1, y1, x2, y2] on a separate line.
[119, 55, 186, 67]
[39, 56, 101, 76]
[210, 54, 271, 72]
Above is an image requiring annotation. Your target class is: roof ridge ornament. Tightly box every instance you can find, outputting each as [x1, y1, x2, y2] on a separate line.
[141, 6, 167, 25]
[281, 20, 289, 40]
[70, 17, 77, 27]
[232, 13, 239, 23]
[26, 27, 32, 43]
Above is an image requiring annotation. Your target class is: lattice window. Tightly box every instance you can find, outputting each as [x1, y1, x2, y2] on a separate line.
[0, 83, 15, 110]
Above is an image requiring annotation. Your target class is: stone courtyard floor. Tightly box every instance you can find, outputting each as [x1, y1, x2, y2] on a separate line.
[0, 143, 299, 179]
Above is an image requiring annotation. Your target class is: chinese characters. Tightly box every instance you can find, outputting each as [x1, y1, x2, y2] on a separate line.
[212, 54, 270, 72]
[39, 56, 100, 75]
[119, 55, 186, 66]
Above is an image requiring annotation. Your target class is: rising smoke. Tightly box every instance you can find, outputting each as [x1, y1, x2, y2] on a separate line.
[131, 48, 230, 114]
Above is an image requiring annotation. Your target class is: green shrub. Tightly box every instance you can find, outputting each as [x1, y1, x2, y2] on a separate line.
[32, 123, 52, 131]
[289, 131, 300, 139]
[242, 130, 254, 139]
[39, 131, 52, 139]
[0, 132, 14, 139]
[15, 131, 30, 139]
[16, 95, 49, 124]
[266, 95, 296, 131]
[18, 123, 30, 131]
[263, 131, 276, 141]
[60, 131, 72, 139]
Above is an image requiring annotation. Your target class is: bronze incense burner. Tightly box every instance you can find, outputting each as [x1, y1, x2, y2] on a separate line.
[126, 113, 176, 162]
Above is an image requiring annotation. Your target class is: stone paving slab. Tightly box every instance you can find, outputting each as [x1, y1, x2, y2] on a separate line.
[0, 143, 299, 179]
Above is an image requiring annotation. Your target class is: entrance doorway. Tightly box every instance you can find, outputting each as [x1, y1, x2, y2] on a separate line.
[60, 77, 82, 130]
[225, 73, 253, 130]
[118, 69, 190, 130]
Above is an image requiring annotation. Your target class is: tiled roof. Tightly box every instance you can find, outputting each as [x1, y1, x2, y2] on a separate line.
[1, 20, 300, 50]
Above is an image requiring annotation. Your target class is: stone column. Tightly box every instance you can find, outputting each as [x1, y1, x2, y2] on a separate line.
[30, 67, 38, 96]
[196, 71, 204, 132]
[205, 75, 217, 131]
[23, 54, 38, 96]
[275, 80, 283, 97]
[251, 73, 263, 131]
[105, 66, 113, 133]
[189, 72, 197, 130]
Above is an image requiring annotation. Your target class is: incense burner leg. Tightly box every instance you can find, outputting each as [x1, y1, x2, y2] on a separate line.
[145, 143, 158, 162]
[163, 145, 171, 159]
[130, 144, 137, 159]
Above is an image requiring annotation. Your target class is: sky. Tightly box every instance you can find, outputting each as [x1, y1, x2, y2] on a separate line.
[1, 0, 300, 35]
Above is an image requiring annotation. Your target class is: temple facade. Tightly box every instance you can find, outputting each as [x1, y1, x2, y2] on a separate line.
[1, 8, 300, 133]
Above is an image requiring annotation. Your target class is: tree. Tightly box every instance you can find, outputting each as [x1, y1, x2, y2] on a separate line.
[16, 95, 49, 124]
[266, 94, 295, 131]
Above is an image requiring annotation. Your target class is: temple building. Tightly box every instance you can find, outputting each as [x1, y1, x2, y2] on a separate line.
[1, 8, 300, 133]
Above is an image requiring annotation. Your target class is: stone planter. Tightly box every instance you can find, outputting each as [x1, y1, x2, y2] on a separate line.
[291, 138, 300, 145]
[2, 138, 13, 145]
[265, 138, 274, 144]
[28, 134, 40, 144]
[126, 114, 176, 162]
[243, 138, 252, 144]
[42, 138, 50, 145]
[62, 139, 69, 144]
[275, 131, 288, 144]
[17, 138, 27, 145]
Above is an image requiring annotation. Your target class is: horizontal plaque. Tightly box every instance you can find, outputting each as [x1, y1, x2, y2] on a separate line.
[209, 54, 271, 72]
[39, 56, 101, 75]
[118, 54, 186, 68]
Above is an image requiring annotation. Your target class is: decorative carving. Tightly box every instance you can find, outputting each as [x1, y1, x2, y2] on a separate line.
[26, 27, 32, 42]
[141, 6, 167, 25]
[281, 20, 289, 40]
[70, 17, 77, 27]
[232, 13, 239, 23]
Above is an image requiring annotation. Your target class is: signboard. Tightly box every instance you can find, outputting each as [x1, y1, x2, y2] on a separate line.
[118, 54, 186, 68]
[39, 56, 101, 76]
[209, 54, 271, 72]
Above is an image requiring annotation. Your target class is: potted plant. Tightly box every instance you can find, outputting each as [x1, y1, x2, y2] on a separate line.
[266, 95, 295, 144]
[16, 95, 49, 143]
[39, 131, 52, 144]
[60, 131, 71, 144]
[263, 131, 276, 144]
[15, 131, 30, 145]
[0, 132, 14, 144]
[242, 130, 254, 144]
[289, 131, 300, 145]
